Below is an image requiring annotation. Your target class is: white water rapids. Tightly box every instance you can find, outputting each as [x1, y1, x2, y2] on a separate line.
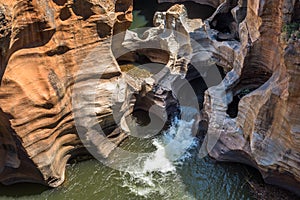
[121, 107, 199, 198]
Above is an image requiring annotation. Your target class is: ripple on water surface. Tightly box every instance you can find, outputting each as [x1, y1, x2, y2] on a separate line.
[0, 114, 255, 200]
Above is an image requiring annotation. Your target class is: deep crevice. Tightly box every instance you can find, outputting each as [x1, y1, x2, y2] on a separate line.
[226, 67, 272, 118]
[292, 0, 300, 23]
[210, 0, 247, 41]
[117, 49, 170, 65]
[216, 64, 227, 79]
[127, 89, 179, 138]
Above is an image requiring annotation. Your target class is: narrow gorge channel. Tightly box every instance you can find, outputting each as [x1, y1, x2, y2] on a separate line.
[0, 0, 299, 199]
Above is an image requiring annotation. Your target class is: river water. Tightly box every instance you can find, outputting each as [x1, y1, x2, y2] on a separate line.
[0, 1, 259, 199]
[0, 110, 255, 200]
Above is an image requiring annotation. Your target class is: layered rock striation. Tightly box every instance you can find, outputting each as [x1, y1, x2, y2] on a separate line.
[0, 0, 299, 196]
[199, 0, 300, 195]
[159, 0, 300, 195]
[0, 0, 132, 187]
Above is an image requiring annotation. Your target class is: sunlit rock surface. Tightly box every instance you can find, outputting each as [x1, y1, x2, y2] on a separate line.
[0, 0, 299, 196]
[0, 0, 132, 187]
[199, 0, 300, 195]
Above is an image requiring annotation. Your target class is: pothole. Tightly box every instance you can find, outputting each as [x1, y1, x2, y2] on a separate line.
[226, 67, 272, 118]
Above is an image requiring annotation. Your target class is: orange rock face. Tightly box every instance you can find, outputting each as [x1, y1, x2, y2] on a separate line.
[0, 0, 132, 187]
[0, 0, 299, 196]
[201, 0, 300, 195]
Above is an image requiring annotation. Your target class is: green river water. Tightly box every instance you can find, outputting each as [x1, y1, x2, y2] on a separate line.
[0, 1, 267, 199]
[0, 116, 256, 200]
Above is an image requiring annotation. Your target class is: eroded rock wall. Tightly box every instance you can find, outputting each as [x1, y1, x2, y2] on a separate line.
[0, 0, 132, 187]
[0, 0, 299, 195]
[201, 0, 300, 195]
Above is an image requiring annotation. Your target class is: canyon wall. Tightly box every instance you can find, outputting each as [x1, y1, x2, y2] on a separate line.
[0, 0, 132, 187]
[0, 0, 299, 196]
[159, 0, 300, 195]
[199, 0, 300, 195]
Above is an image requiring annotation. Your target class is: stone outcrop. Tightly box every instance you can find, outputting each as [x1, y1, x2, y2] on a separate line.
[0, 0, 132, 187]
[151, 0, 300, 196]
[116, 4, 199, 138]
[0, 0, 299, 196]
[198, 0, 300, 196]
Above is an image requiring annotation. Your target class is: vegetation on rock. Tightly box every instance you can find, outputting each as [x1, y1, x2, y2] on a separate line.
[282, 22, 300, 40]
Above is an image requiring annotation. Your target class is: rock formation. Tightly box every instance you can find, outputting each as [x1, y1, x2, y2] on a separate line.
[155, 0, 300, 196]
[199, 0, 300, 196]
[0, 0, 299, 197]
[0, 0, 132, 187]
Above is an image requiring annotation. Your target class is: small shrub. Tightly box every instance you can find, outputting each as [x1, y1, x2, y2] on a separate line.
[282, 22, 300, 40]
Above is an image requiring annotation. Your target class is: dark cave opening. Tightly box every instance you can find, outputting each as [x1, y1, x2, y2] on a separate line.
[216, 64, 227, 79]
[292, 0, 300, 23]
[209, 0, 247, 41]
[131, 109, 151, 126]
[210, 12, 235, 34]
[125, 88, 179, 138]
[117, 48, 170, 66]
[226, 88, 256, 118]
[226, 67, 272, 118]
[183, 73, 208, 110]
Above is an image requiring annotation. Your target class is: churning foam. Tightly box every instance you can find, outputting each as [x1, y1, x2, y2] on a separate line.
[122, 107, 199, 197]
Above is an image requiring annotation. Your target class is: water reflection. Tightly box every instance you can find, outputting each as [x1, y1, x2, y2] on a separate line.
[0, 117, 256, 200]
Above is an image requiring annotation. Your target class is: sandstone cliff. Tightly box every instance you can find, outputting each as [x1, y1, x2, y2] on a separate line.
[0, 0, 299, 197]
[0, 0, 132, 187]
[199, 0, 300, 195]
[157, 0, 300, 196]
